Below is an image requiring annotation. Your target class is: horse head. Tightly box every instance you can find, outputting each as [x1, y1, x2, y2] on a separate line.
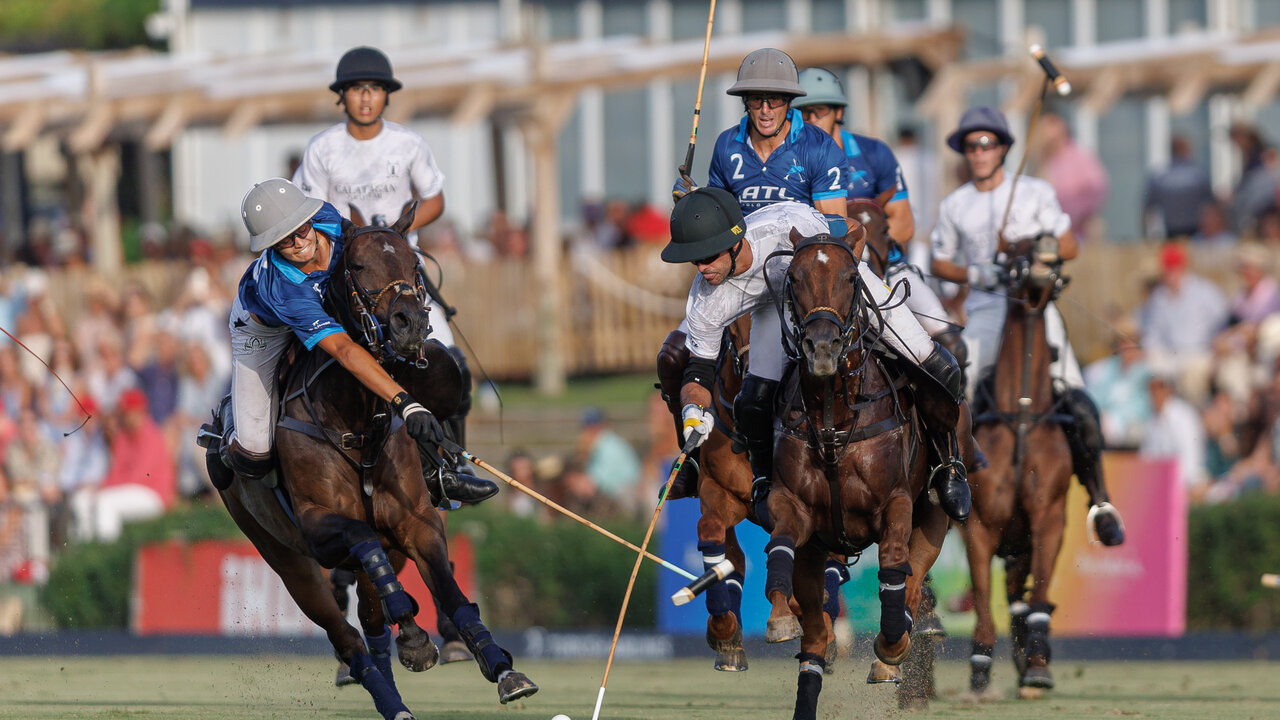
[332, 203, 433, 364]
[1002, 234, 1067, 313]
[784, 223, 867, 378]
[847, 199, 891, 275]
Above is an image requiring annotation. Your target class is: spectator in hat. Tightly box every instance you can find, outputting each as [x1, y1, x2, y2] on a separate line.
[1140, 243, 1229, 404]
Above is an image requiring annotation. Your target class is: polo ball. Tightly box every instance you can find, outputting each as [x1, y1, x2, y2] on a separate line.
[551, 715, 572, 720]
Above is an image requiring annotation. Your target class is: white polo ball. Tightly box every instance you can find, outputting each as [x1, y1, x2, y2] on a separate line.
[551, 715, 572, 720]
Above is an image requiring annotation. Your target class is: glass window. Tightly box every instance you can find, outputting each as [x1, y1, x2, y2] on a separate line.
[672, 0, 713, 41]
[1259, 3, 1280, 26]
[954, 0, 1001, 60]
[670, 79, 714, 184]
[812, 0, 846, 32]
[882, 0, 926, 23]
[1098, 98, 1147, 240]
[557, 102, 584, 224]
[1097, 0, 1143, 43]
[741, 0, 786, 33]
[602, 0, 646, 37]
[604, 89, 650, 200]
[543, 1, 577, 40]
[1026, 0, 1072, 50]
[1168, 0, 1208, 31]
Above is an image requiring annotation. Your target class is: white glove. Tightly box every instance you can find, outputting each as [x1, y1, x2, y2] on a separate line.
[967, 262, 1002, 290]
[1035, 234, 1060, 264]
[680, 403, 714, 449]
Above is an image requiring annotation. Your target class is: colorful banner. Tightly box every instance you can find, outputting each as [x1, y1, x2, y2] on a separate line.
[658, 452, 1186, 638]
[133, 536, 475, 635]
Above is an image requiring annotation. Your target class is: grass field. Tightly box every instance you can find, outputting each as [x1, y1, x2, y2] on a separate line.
[1, 655, 1277, 720]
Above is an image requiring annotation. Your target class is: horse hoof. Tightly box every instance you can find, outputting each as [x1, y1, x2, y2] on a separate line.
[1090, 504, 1126, 546]
[439, 640, 472, 664]
[823, 639, 836, 674]
[873, 632, 911, 665]
[395, 632, 439, 672]
[392, 712, 416, 720]
[1021, 666, 1054, 690]
[497, 671, 539, 704]
[714, 647, 748, 672]
[334, 661, 360, 687]
[765, 615, 801, 643]
[706, 622, 743, 653]
[866, 659, 902, 684]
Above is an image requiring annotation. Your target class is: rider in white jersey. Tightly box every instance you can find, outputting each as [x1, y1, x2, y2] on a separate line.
[664, 189, 971, 524]
[930, 106, 1125, 547]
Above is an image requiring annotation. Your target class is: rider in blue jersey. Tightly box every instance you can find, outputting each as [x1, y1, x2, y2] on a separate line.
[679, 49, 849, 218]
[203, 178, 497, 508]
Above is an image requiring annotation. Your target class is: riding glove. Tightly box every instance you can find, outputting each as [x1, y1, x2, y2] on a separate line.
[392, 392, 446, 445]
[1035, 234, 1060, 264]
[967, 262, 1002, 290]
[672, 175, 699, 202]
[681, 403, 714, 449]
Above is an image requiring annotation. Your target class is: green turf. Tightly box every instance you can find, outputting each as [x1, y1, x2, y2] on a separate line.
[1, 655, 1276, 719]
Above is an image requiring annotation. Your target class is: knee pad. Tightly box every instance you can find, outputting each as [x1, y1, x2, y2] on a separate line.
[447, 345, 473, 418]
[733, 375, 779, 446]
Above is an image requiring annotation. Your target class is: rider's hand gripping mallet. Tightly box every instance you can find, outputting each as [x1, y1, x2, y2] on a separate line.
[671, 558, 735, 606]
[462, 450, 697, 582]
[998, 43, 1072, 247]
[1263, 573, 1280, 589]
[674, 0, 717, 196]
[590, 437, 698, 720]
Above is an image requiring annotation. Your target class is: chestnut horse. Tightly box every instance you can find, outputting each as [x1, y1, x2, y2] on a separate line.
[761, 225, 949, 720]
[209, 210, 536, 720]
[962, 238, 1073, 697]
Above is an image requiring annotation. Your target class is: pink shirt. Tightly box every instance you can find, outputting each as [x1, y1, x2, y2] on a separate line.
[102, 418, 176, 508]
[1045, 140, 1109, 236]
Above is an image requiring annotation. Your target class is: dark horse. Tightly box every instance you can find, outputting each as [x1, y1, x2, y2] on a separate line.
[761, 225, 950, 720]
[962, 238, 1073, 698]
[210, 210, 536, 720]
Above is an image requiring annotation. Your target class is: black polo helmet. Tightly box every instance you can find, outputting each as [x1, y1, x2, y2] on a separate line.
[330, 46, 402, 94]
[662, 188, 746, 264]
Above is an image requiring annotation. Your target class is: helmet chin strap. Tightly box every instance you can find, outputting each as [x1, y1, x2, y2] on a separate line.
[748, 105, 791, 139]
[972, 148, 1009, 183]
[726, 240, 744, 279]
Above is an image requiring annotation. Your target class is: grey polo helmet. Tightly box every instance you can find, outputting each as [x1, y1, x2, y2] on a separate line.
[792, 68, 847, 109]
[946, 106, 1015, 152]
[662, 188, 747, 264]
[726, 48, 806, 98]
[241, 178, 323, 252]
[330, 46, 403, 93]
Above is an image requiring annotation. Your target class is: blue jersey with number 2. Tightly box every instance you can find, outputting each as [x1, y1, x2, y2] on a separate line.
[708, 109, 849, 214]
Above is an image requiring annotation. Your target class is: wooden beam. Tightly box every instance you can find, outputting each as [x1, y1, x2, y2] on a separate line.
[68, 102, 115, 153]
[144, 97, 189, 150]
[222, 102, 264, 138]
[449, 84, 497, 126]
[1167, 68, 1212, 116]
[1081, 66, 1126, 115]
[1, 101, 45, 152]
[1242, 60, 1280, 109]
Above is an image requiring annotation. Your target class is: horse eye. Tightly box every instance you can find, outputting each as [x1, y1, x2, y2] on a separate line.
[349, 263, 365, 273]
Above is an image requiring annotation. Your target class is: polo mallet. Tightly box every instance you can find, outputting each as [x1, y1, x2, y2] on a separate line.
[671, 558, 735, 606]
[591, 437, 698, 720]
[462, 450, 697, 582]
[1263, 574, 1280, 589]
[675, 0, 718, 195]
[997, 43, 1072, 245]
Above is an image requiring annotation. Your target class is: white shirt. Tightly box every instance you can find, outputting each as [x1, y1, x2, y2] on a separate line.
[683, 202, 828, 361]
[931, 173, 1071, 313]
[1139, 396, 1207, 489]
[292, 121, 445, 239]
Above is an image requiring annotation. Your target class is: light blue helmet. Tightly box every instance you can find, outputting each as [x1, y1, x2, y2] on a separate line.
[792, 68, 847, 109]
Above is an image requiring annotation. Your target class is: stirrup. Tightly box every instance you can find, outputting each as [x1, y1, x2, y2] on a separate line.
[196, 423, 220, 449]
[1086, 502, 1125, 546]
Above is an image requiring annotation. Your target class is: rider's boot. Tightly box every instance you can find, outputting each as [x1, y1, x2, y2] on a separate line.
[1059, 387, 1125, 546]
[734, 375, 779, 527]
[220, 439, 275, 486]
[420, 445, 499, 509]
[657, 329, 701, 500]
[919, 343, 971, 522]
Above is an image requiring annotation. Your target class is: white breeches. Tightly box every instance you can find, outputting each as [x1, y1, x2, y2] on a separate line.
[72, 485, 165, 543]
[964, 299, 1083, 399]
[227, 295, 294, 455]
[885, 262, 954, 338]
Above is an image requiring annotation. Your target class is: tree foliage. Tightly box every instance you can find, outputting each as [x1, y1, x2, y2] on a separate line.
[0, 0, 161, 52]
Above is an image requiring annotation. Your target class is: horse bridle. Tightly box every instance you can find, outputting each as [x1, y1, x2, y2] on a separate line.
[768, 234, 867, 364]
[341, 226, 432, 367]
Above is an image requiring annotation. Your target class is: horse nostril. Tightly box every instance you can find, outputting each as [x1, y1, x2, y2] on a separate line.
[802, 338, 815, 357]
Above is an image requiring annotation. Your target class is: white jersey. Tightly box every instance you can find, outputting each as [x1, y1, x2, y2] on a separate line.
[931, 174, 1070, 314]
[292, 121, 445, 235]
[683, 202, 828, 361]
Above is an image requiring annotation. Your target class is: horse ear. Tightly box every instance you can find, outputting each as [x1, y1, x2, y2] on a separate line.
[340, 218, 357, 240]
[348, 204, 367, 227]
[789, 226, 804, 244]
[846, 224, 867, 258]
[393, 201, 419, 237]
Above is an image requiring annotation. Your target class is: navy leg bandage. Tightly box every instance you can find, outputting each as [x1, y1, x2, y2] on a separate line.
[698, 541, 731, 616]
[351, 540, 413, 621]
[823, 560, 850, 620]
[452, 602, 512, 682]
[794, 651, 826, 720]
[877, 564, 913, 644]
[726, 570, 744, 625]
[764, 537, 796, 600]
[366, 624, 397, 696]
[1026, 602, 1055, 660]
[348, 652, 409, 720]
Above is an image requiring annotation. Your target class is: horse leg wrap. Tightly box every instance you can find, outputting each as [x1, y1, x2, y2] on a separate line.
[794, 651, 826, 720]
[878, 564, 913, 645]
[726, 570, 745, 626]
[348, 652, 409, 720]
[351, 540, 413, 621]
[451, 602, 513, 682]
[1009, 600, 1030, 656]
[823, 560, 850, 621]
[698, 541, 731, 617]
[970, 641, 994, 692]
[764, 537, 796, 601]
[366, 625, 398, 695]
[1025, 603, 1055, 662]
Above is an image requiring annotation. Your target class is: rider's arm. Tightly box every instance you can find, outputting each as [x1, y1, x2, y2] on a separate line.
[815, 196, 848, 218]
[931, 258, 969, 284]
[316, 332, 406, 403]
[1057, 227, 1079, 261]
[411, 192, 445, 232]
[678, 354, 717, 409]
[884, 196, 915, 245]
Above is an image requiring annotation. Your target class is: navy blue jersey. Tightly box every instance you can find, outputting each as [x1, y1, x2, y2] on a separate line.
[841, 130, 908, 203]
[708, 109, 849, 214]
[237, 203, 348, 350]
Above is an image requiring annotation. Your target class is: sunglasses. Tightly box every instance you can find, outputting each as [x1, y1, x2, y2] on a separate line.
[744, 94, 789, 111]
[690, 249, 727, 267]
[962, 136, 1002, 153]
[345, 82, 387, 95]
[800, 105, 834, 121]
[277, 223, 312, 250]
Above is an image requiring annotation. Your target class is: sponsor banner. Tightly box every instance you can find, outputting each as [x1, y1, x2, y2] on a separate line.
[658, 452, 1186, 638]
[133, 535, 475, 636]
